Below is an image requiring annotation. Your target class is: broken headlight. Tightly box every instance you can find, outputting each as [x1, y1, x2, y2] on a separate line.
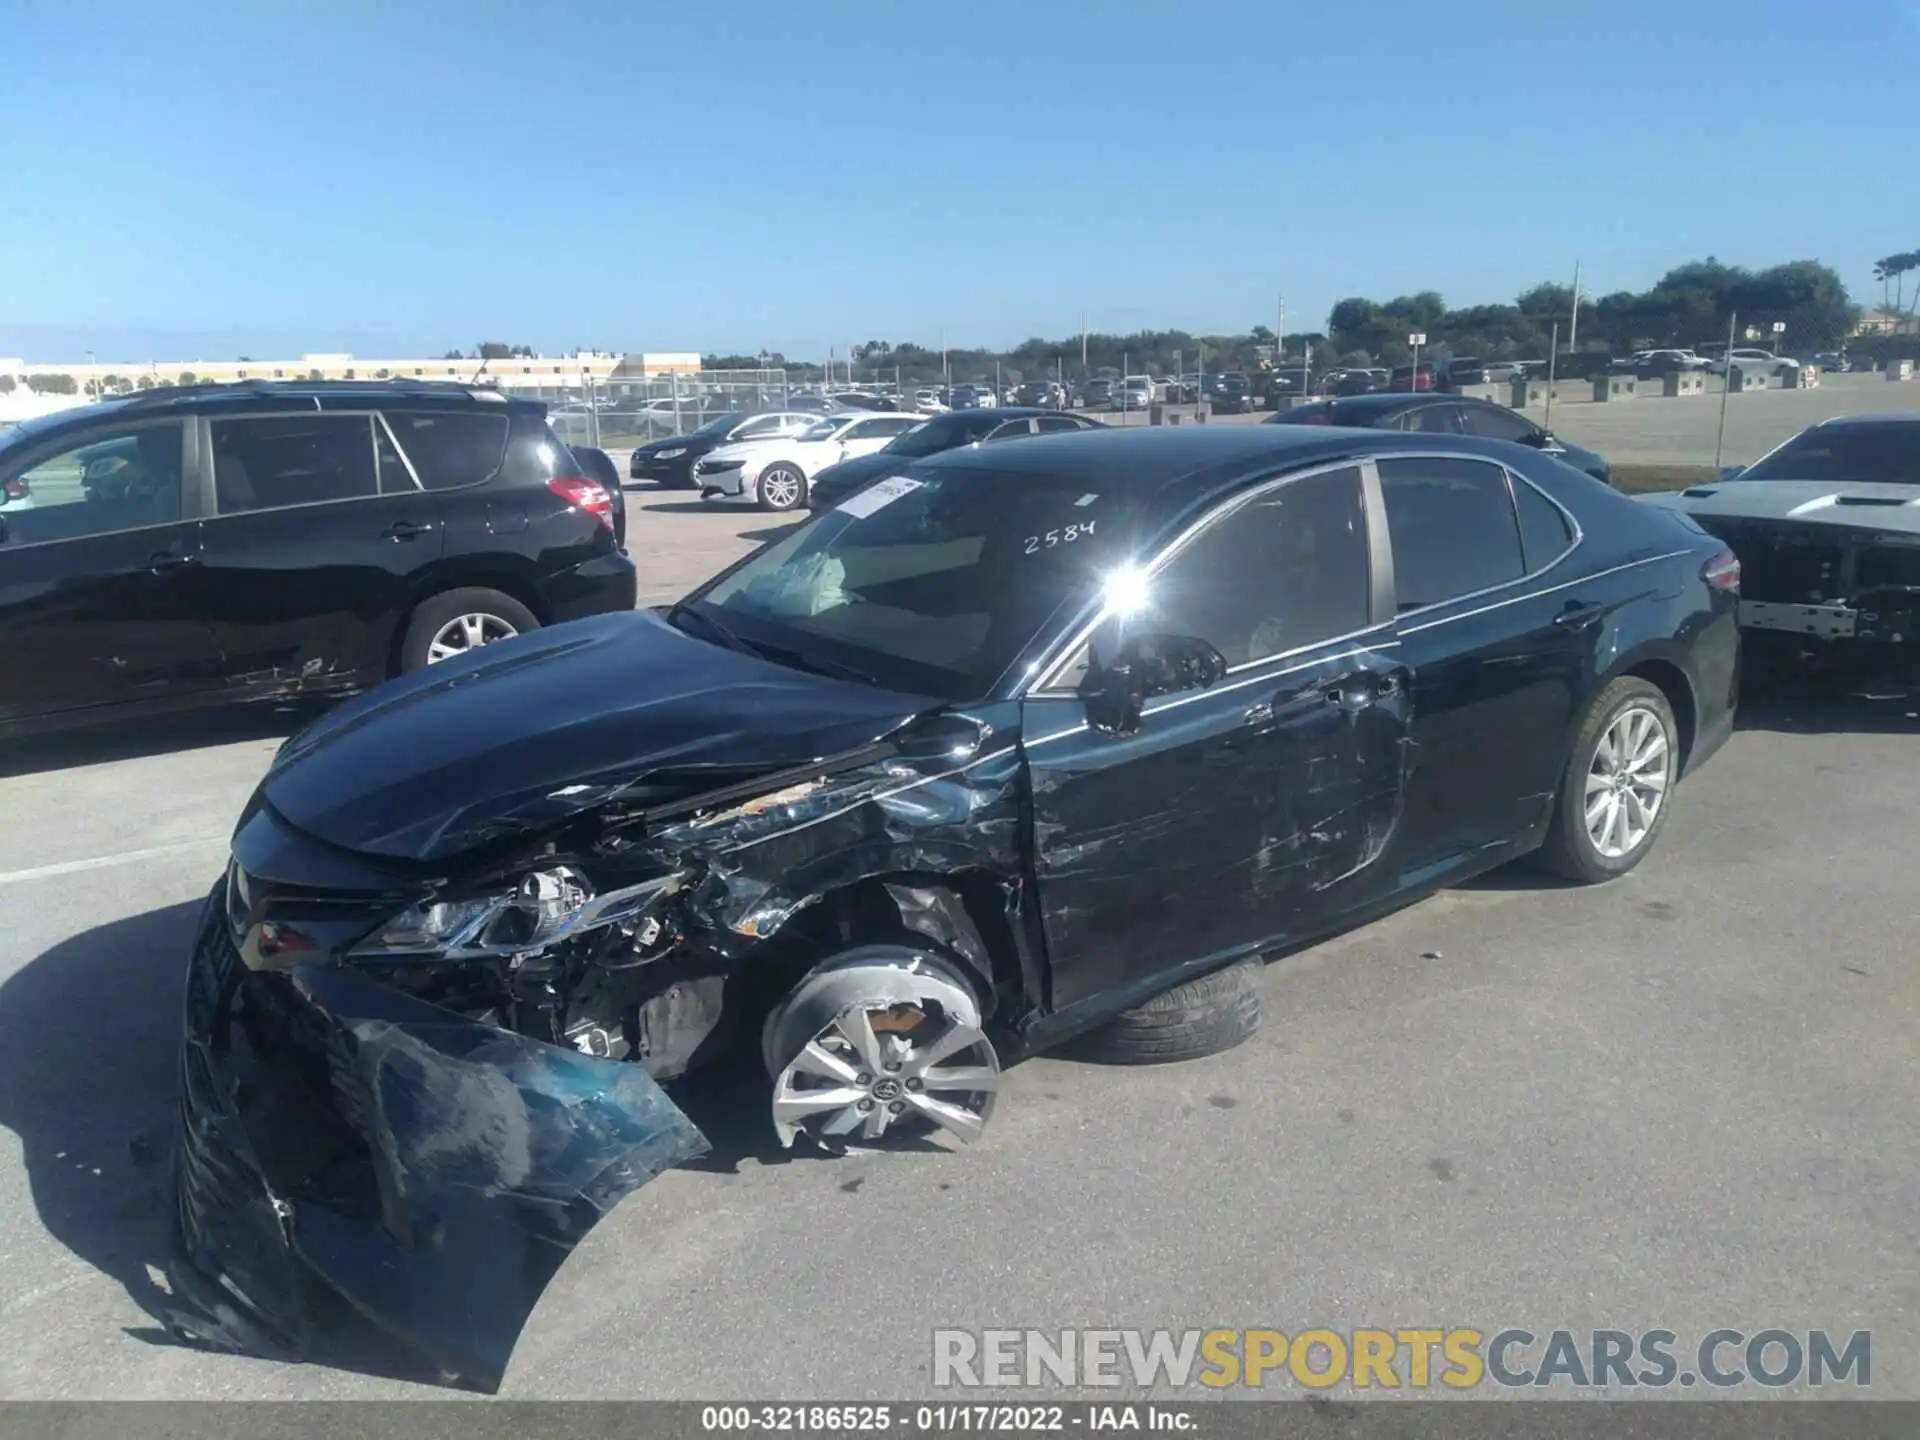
[355, 866, 682, 960]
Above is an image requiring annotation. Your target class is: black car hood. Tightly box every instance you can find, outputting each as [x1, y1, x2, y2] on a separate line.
[263, 610, 931, 862]
[813, 450, 909, 494]
[633, 433, 721, 456]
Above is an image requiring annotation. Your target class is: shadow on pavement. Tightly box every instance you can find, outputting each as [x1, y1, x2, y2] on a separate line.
[0, 900, 447, 1389]
[0, 705, 313, 780]
[1735, 672, 1920, 736]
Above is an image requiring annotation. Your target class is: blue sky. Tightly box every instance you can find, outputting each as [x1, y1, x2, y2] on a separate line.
[4, 0, 1917, 362]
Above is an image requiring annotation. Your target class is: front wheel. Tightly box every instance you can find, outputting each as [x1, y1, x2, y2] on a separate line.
[399, 587, 539, 674]
[1533, 676, 1678, 883]
[757, 463, 807, 512]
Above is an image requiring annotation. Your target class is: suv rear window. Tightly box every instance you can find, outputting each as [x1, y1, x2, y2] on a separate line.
[384, 411, 511, 490]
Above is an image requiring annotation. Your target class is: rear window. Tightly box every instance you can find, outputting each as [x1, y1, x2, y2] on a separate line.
[383, 411, 511, 490]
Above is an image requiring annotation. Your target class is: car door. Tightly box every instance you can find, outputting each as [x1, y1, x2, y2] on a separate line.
[186, 410, 445, 693]
[1021, 463, 1410, 1015]
[1034, 416, 1086, 435]
[0, 416, 221, 723]
[1374, 453, 1587, 886]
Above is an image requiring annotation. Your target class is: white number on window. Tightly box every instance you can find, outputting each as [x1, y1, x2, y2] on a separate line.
[1021, 519, 1095, 555]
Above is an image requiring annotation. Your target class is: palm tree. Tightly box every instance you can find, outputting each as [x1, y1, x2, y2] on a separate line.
[1873, 252, 1920, 323]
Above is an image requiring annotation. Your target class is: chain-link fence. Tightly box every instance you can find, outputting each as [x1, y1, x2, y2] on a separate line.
[545, 368, 793, 452]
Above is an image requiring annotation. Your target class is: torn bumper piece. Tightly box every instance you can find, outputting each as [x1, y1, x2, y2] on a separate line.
[169, 889, 709, 1390]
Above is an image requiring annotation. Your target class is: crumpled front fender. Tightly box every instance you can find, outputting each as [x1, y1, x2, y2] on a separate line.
[169, 896, 708, 1391]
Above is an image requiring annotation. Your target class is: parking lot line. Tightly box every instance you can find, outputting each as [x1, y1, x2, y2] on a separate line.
[0, 838, 227, 887]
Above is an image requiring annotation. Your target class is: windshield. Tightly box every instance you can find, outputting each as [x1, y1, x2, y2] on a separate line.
[680, 466, 1140, 700]
[1736, 423, 1920, 485]
[694, 412, 746, 436]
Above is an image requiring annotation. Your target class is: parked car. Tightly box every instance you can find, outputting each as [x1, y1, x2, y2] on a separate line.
[1320, 368, 1380, 397]
[0, 381, 634, 738]
[629, 410, 819, 489]
[1082, 378, 1114, 408]
[1210, 372, 1255, 413]
[1706, 347, 1800, 379]
[1386, 364, 1436, 393]
[1482, 361, 1521, 384]
[1446, 357, 1490, 387]
[913, 387, 949, 412]
[1113, 376, 1155, 411]
[807, 407, 1105, 511]
[1265, 393, 1613, 485]
[947, 385, 991, 410]
[693, 410, 924, 510]
[1639, 413, 1920, 682]
[1612, 349, 1709, 377]
[169, 423, 1736, 1388]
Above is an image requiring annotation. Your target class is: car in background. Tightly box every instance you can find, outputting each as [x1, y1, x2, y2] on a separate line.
[1012, 381, 1065, 407]
[1081, 378, 1114, 409]
[1811, 351, 1862, 373]
[807, 407, 1105, 511]
[693, 409, 924, 510]
[1386, 364, 1436, 393]
[913, 387, 948, 412]
[629, 411, 820, 489]
[1319, 368, 1381, 397]
[0, 380, 634, 738]
[1265, 392, 1613, 485]
[1209, 372, 1255, 413]
[1705, 347, 1800, 379]
[1446, 357, 1490, 387]
[1113, 377, 1155, 411]
[1638, 413, 1920, 682]
[1613, 349, 1710, 377]
[1482, 361, 1522, 384]
[947, 385, 991, 410]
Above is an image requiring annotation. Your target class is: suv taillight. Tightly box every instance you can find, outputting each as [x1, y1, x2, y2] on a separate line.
[547, 475, 614, 530]
[1703, 547, 1741, 593]
[2, 477, 27, 501]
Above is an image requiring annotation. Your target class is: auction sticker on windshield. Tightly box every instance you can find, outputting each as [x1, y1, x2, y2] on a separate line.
[838, 476, 924, 518]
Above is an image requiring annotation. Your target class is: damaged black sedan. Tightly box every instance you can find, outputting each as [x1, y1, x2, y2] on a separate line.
[171, 425, 1738, 1388]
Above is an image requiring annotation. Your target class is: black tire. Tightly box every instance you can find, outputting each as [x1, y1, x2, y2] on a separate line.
[1532, 675, 1679, 884]
[1063, 959, 1264, 1066]
[757, 463, 807, 512]
[398, 587, 539, 675]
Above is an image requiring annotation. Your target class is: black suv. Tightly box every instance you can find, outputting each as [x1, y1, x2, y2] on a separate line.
[0, 381, 635, 737]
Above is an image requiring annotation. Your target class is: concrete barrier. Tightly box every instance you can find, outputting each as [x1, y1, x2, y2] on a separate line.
[1661, 371, 1707, 397]
[1781, 366, 1821, 390]
[1591, 374, 1637, 401]
[1888, 359, 1915, 382]
[1509, 378, 1558, 408]
[1727, 365, 1771, 393]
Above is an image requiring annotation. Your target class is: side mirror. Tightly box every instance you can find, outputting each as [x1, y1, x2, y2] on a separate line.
[1081, 631, 1228, 737]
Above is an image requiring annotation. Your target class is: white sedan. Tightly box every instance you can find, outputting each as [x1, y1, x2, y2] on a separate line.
[692, 411, 925, 510]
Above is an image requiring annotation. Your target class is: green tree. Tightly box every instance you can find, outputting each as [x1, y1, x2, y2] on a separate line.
[26, 373, 78, 394]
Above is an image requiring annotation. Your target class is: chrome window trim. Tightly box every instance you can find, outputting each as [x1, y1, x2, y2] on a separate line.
[1399, 549, 1692, 636]
[1370, 449, 1586, 624]
[1022, 457, 1379, 698]
[0, 417, 196, 550]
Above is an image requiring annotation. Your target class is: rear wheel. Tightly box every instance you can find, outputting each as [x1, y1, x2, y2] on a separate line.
[1533, 676, 1678, 883]
[758, 463, 807, 512]
[399, 587, 539, 674]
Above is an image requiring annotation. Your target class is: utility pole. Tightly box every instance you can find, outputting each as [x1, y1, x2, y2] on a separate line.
[1081, 312, 1088, 379]
[1714, 312, 1738, 469]
[1567, 259, 1582, 356]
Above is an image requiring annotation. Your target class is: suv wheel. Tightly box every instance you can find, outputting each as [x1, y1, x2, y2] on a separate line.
[757, 463, 807, 512]
[400, 588, 539, 673]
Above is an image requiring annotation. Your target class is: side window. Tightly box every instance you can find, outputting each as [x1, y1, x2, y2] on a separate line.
[775, 415, 815, 435]
[210, 415, 377, 513]
[1458, 403, 1539, 444]
[1401, 404, 1462, 434]
[1377, 456, 1525, 609]
[985, 420, 1036, 441]
[1034, 416, 1081, 434]
[0, 421, 185, 544]
[383, 412, 510, 490]
[731, 417, 782, 441]
[1513, 476, 1575, 571]
[1129, 467, 1371, 668]
[875, 417, 919, 437]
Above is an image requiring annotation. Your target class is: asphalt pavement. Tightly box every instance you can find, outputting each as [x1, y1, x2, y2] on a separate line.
[0, 486, 1914, 1401]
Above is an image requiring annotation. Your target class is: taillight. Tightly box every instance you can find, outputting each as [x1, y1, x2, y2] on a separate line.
[1703, 546, 1741, 593]
[547, 475, 614, 531]
[2, 477, 27, 501]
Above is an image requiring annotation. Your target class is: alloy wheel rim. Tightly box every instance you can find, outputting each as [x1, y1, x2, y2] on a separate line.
[426, 612, 517, 664]
[771, 1003, 999, 1147]
[1584, 704, 1671, 858]
[762, 470, 801, 507]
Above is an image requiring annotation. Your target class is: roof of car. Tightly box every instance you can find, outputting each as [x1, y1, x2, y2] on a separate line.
[1297, 393, 1460, 414]
[911, 420, 1436, 516]
[19, 380, 535, 429]
[1815, 411, 1920, 428]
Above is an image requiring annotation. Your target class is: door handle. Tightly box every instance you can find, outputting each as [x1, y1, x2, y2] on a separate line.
[149, 549, 200, 572]
[383, 520, 435, 541]
[1554, 600, 1605, 628]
